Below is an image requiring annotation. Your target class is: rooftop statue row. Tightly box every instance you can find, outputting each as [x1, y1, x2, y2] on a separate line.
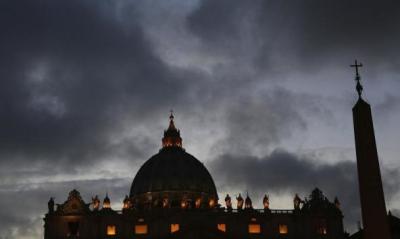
[225, 188, 341, 213]
[48, 188, 341, 215]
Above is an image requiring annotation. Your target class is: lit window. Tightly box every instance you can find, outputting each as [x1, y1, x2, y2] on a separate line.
[279, 224, 288, 234]
[316, 219, 327, 235]
[170, 224, 179, 233]
[195, 198, 201, 208]
[135, 225, 148, 234]
[317, 226, 327, 235]
[107, 225, 116, 236]
[248, 224, 261, 234]
[181, 200, 188, 209]
[217, 223, 226, 232]
[209, 199, 216, 208]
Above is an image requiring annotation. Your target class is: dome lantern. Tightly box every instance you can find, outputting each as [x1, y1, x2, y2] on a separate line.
[161, 111, 183, 148]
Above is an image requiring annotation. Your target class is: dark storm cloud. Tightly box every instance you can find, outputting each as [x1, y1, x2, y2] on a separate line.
[209, 149, 400, 231]
[187, 0, 400, 72]
[186, 3, 400, 231]
[287, 1, 400, 61]
[376, 94, 400, 116]
[1, 0, 399, 237]
[214, 88, 310, 155]
[0, 2, 211, 236]
[188, 0, 259, 43]
[210, 149, 358, 201]
[0, 0, 189, 168]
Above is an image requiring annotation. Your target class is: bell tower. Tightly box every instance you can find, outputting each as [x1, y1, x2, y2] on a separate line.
[351, 60, 391, 239]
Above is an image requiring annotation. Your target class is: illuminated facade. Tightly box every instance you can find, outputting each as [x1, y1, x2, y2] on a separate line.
[44, 113, 345, 239]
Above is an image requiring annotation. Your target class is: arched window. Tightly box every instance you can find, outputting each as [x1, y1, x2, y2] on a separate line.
[316, 219, 327, 235]
[279, 224, 288, 234]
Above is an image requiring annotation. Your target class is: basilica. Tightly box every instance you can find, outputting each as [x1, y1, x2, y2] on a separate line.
[43, 63, 400, 239]
[44, 113, 345, 239]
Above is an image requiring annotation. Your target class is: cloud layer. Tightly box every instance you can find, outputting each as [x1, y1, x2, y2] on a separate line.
[210, 149, 400, 231]
[1, 0, 400, 238]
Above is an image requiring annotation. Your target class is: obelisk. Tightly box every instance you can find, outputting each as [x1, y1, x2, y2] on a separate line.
[351, 60, 391, 239]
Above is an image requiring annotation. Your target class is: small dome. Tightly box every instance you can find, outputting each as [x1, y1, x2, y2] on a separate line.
[129, 113, 218, 209]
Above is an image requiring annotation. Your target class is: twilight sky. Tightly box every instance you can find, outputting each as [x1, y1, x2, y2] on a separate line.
[1, 0, 400, 238]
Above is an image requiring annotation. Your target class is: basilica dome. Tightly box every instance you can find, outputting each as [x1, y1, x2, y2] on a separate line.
[129, 113, 218, 209]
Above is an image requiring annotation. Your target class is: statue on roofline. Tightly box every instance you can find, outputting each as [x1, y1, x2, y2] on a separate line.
[236, 193, 244, 210]
[225, 194, 232, 211]
[48, 197, 55, 214]
[263, 194, 270, 210]
[294, 194, 302, 210]
[91, 195, 100, 210]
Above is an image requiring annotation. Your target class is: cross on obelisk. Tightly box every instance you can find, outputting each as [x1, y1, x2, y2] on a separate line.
[350, 60, 363, 98]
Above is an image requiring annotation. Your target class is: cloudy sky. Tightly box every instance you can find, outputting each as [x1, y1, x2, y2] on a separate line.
[1, 0, 400, 238]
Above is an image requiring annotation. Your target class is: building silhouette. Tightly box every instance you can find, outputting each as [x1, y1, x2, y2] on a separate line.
[44, 62, 398, 238]
[44, 113, 345, 239]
